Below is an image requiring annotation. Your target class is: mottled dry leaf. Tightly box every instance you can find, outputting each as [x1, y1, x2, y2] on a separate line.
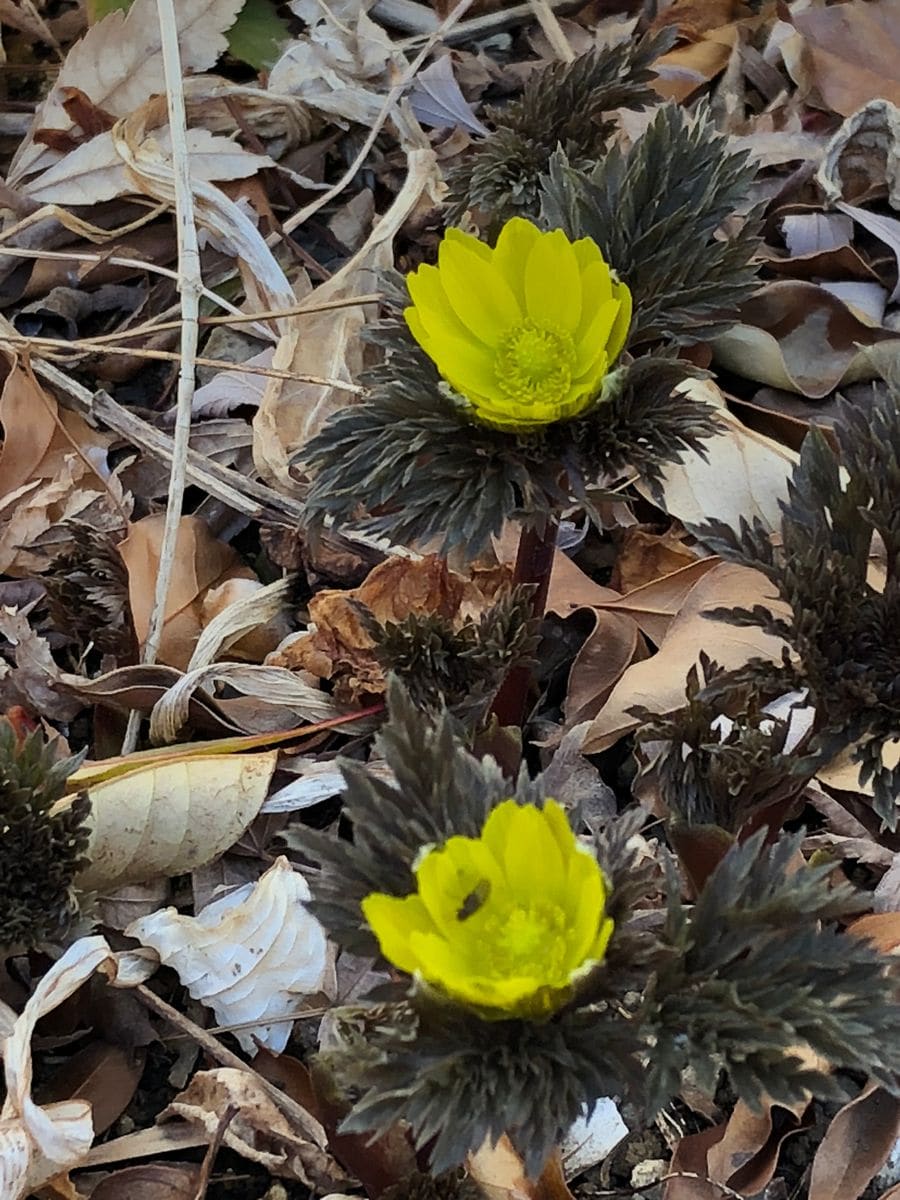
[161, 1068, 343, 1189]
[75, 751, 277, 891]
[808, 1084, 900, 1200]
[712, 281, 897, 398]
[127, 858, 333, 1055]
[118, 515, 259, 671]
[10, 0, 246, 184]
[582, 563, 789, 753]
[792, 0, 900, 118]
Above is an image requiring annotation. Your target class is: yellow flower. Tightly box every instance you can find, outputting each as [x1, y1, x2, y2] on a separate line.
[404, 218, 632, 431]
[361, 799, 614, 1019]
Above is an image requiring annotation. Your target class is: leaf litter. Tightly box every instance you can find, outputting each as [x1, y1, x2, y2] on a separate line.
[4, 0, 900, 1198]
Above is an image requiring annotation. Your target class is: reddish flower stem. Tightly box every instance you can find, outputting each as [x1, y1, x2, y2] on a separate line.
[489, 519, 559, 728]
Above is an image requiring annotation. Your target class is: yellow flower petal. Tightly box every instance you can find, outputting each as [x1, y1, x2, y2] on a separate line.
[403, 218, 631, 431]
[444, 225, 493, 262]
[485, 802, 565, 906]
[574, 299, 621, 376]
[407, 263, 490, 347]
[607, 279, 633, 362]
[576, 262, 614, 335]
[419, 332, 498, 400]
[524, 228, 581, 333]
[491, 217, 541, 309]
[362, 892, 436, 975]
[438, 237, 522, 341]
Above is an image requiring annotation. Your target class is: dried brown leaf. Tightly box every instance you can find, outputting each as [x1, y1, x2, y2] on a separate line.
[808, 1083, 900, 1200]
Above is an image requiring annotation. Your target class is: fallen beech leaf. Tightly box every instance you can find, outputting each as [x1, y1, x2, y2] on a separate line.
[643, 406, 798, 536]
[127, 857, 333, 1055]
[847, 912, 900, 954]
[611, 525, 703, 594]
[564, 611, 646, 727]
[34, 1042, 144, 1138]
[582, 563, 789, 753]
[88, 1163, 202, 1200]
[0, 355, 117, 576]
[663, 1123, 727, 1200]
[161, 1067, 344, 1189]
[118, 514, 259, 671]
[468, 1135, 573, 1200]
[792, 0, 900, 118]
[808, 1083, 900, 1200]
[75, 751, 277, 891]
[706, 1097, 811, 1196]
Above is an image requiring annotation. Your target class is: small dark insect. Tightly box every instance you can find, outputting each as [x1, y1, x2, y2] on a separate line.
[456, 879, 490, 921]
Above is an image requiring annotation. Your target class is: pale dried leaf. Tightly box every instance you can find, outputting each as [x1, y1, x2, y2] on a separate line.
[10, 0, 246, 184]
[76, 752, 277, 891]
[128, 858, 332, 1055]
[641, 405, 799, 535]
[161, 1067, 343, 1188]
[24, 127, 271, 206]
[253, 135, 443, 490]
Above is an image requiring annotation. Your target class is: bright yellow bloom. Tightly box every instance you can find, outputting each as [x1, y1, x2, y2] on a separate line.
[404, 218, 632, 431]
[361, 799, 614, 1019]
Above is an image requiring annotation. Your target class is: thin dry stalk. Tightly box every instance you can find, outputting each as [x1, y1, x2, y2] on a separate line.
[121, 0, 203, 754]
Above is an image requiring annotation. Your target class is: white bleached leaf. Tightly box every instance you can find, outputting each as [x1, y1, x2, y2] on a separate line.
[25, 127, 272, 207]
[127, 858, 333, 1055]
[0, 937, 115, 1200]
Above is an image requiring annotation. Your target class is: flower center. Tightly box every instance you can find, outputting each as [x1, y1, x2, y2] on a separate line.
[494, 320, 575, 407]
[479, 900, 569, 978]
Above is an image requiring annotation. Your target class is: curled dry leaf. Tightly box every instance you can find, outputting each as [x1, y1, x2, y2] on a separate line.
[127, 857, 334, 1055]
[0, 936, 116, 1200]
[75, 751, 277, 891]
[808, 1082, 900, 1200]
[161, 1067, 345, 1189]
[118, 514, 266, 671]
[148, 662, 340, 745]
[0, 353, 120, 577]
[270, 552, 507, 704]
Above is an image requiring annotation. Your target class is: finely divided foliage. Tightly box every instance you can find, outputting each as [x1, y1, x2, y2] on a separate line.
[301, 686, 900, 1175]
[696, 381, 900, 827]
